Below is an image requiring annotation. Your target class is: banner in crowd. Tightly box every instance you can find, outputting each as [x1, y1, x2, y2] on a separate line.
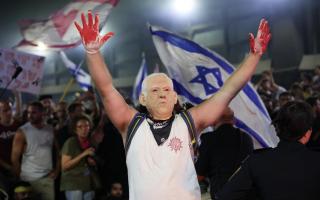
[15, 0, 119, 52]
[132, 53, 148, 105]
[150, 25, 279, 149]
[0, 48, 45, 94]
[60, 51, 92, 91]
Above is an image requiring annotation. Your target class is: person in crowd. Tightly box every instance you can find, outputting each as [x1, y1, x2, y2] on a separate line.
[277, 92, 295, 108]
[94, 111, 129, 199]
[106, 182, 125, 200]
[289, 83, 305, 101]
[306, 95, 320, 151]
[217, 101, 320, 200]
[196, 107, 253, 199]
[13, 181, 32, 200]
[0, 100, 23, 182]
[68, 102, 86, 121]
[11, 101, 60, 200]
[256, 70, 286, 100]
[271, 91, 295, 119]
[38, 95, 56, 125]
[312, 65, 320, 91]
[55, 102, 85, 148]
[60, 114, 96, 200]
[76, 91, 100, 124]
[54, 101, 68, 131]
[74, 11, 270, 200]
[299, 72, 313, 88]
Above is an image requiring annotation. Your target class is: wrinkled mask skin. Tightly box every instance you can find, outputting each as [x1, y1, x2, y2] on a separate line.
[140, 75, 177, 120]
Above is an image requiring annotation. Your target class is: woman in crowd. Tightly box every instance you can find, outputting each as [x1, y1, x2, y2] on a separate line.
[60, 115, 96, 200]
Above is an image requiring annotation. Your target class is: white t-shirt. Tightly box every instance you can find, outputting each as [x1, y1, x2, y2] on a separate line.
[126, 114, 201, 200]
[20, 122, 54, 181]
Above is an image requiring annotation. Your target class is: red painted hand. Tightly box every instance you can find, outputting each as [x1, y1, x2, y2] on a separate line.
[249, 19, 271, 56]
[74, 10, 114, 54]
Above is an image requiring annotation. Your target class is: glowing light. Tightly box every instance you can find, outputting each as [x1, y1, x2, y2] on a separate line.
[172, 0, 196, 16]
[37, 42, 48, 51]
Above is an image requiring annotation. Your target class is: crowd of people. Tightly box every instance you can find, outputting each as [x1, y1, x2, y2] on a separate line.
[255, 66, 320, 151]
[0, 11, 319, 200]
[0, 90, 128, 200]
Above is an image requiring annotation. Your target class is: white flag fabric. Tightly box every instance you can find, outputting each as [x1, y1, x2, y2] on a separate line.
[150, 25, 279, 149]
[15, 0, 119, 52]
[0, 49, 45, 94]
[153, 63, 160, 73]
[60, 51, 92, 91]
[132, 53, 148, 105]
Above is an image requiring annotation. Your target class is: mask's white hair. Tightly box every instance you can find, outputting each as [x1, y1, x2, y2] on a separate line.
[141, 73, 174, 97]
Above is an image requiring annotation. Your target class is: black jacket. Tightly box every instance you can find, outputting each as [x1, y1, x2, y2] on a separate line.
[217, 140, 320, 200]
[196, 124, 253, 198]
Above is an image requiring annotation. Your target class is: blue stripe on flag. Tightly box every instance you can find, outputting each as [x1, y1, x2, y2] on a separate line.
[132, 56, 148, 103]
[172, 79, 203, 104]
[235, 118, 269, 148]
[150, 28, 270, 120]
[174, 78, 269, 148]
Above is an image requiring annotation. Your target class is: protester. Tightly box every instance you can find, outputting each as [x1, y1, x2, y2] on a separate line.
[106, 182, 125, 200]
[196, 107, 253, 199]
[13, 181, 32, 200]
[11, 102, 60, 200]
[60, 114, 96, 200]
[217, 101, 320, 200]
[74, 11, 270, 200]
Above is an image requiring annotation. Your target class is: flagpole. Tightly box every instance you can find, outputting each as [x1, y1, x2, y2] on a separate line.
[59, 77, 75, 102]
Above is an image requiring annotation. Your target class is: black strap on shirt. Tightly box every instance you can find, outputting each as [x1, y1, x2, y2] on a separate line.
[125, 112, 146, 155]
[180, 110, 198, 160]
[125, 110, 198, 157]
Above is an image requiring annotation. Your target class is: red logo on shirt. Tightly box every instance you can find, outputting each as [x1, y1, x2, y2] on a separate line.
[168, 137, 183, 153]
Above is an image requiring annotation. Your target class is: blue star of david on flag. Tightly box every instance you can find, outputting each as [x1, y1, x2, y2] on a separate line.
[190, 66, 224, 95]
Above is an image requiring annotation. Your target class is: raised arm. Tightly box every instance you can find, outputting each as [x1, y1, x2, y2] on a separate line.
[74, 11, 136, 136]
[190, 19, 271, 132]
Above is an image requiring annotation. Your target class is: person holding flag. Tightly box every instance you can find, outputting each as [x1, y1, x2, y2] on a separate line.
[74, 10, 271, 200]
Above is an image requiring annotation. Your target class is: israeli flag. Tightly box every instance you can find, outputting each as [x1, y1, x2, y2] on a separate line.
[150, 25, 279, 149]
[60, 51, 92, 91]
[132, 53, 148, 105]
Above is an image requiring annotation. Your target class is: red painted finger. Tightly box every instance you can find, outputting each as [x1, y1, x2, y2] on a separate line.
[101, 32, 114, 44]
[264, 21, 270, 33]
[258, 19, 265, 32]
[93, 14, 99, 32]
[88, 10, 93, 28]
[81, 13, 88, 29]
[74, 22, 83, 36]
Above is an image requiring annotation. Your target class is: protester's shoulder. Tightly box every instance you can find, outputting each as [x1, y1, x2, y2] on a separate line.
[61, 136, 78, 152]
[18, 122, 31, 132]
[253, 147, 274, 154]
[63, 136, 77, 147]
[249, 147, 274, 159]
